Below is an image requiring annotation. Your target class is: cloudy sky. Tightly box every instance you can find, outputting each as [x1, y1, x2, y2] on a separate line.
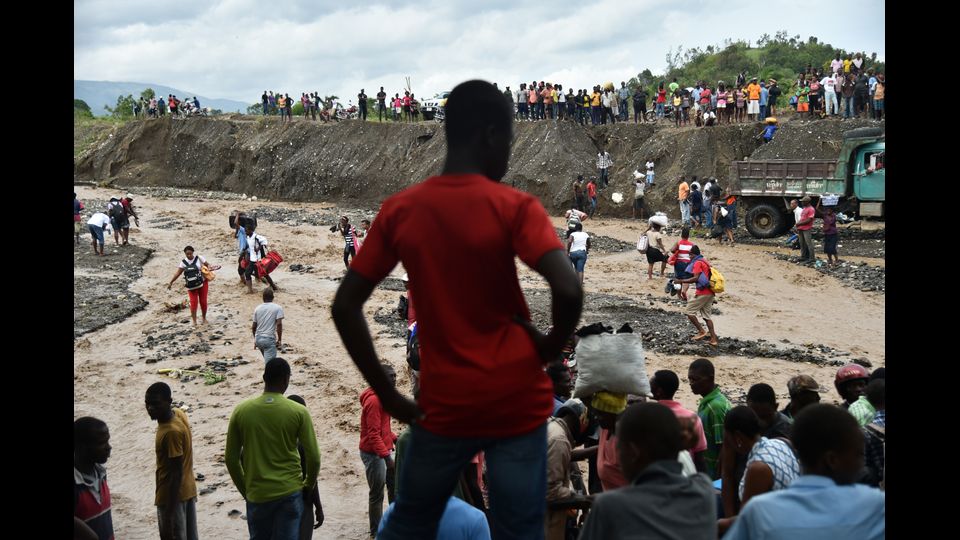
[75, 0, 885, 106]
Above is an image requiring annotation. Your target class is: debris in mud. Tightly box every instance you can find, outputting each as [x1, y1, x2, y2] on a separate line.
[554, 228, 634, 253]
[525, 290, 853, 366]
[288, 263, 317, 273]
[378, 277, 406, 292]
[373, 307, 407, 339]
[770, 253, 885, 292]
[252, 206, 376, 228]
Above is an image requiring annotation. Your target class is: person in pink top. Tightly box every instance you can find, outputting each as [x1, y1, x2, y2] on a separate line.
[651, 370, 708, 472]
[795, 195, 817, 263]
[591, 391, 630, 491]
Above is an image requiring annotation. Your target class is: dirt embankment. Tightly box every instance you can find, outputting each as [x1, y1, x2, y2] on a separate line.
[76, 116, 878, 221]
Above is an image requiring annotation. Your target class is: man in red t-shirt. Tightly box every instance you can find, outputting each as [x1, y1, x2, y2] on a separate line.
[673, 245, 718, 346]
[332, 80, 583, 539]
[795, 195, 817, 263]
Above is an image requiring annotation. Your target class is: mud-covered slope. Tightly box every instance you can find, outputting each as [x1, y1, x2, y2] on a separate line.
[74, 116, 881, 219]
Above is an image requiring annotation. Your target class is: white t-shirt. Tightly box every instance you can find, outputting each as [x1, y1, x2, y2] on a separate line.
[569, 231, 589, 252]
[248, 234, 267, 262]
[646, 161, 655, 172]
[793, 206, 803, 224]
[178, 255, 207, 269]
[821, 76, 837, 92]
[87, 213, 111, 229]
[703, 182, 714, 200]
[690, 181, 701, 192]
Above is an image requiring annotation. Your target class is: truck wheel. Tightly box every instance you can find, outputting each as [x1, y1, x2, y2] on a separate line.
[842, 127, 883, 139]
[745, 203, 787, 238]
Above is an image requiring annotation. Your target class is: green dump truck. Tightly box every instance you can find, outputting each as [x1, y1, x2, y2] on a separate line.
[732, 127, 885, 238]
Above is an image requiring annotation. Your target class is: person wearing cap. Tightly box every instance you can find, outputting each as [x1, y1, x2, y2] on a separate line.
[545, 398, 592, 540]
[723, 404, 885, 540]
[590, 391, 629, 491]
[758, 117, 778, 144]
[834, 364, 870, 409]
[758, 81, 769, 121]
[795, 196, 816, 264]
[118, 194, 139, 246]
[745, 77, 761, 121]
[579, 402, 716, 540]
[651, 370, 708, 473]
[781, 375, 824, 420]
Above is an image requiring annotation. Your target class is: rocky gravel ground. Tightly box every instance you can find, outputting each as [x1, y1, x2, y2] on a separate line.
[749, 118, 884, 160]
[770, 253, 885, 293]
[252, 206, 377, 229]
[554, 228, 635, 253]
[74, 243, 153, 337]
[525, 290, 866, 366]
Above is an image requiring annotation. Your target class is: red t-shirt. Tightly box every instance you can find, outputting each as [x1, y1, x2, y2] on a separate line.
[402, 96, 411, 107]
[586, 183, 597, 198]
[351, 174, 564, 438]
[693, 258, 714, 296]
[796, 206, 815, 231]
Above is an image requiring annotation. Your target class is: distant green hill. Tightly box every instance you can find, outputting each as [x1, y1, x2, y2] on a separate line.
[629, 32, 884, 94]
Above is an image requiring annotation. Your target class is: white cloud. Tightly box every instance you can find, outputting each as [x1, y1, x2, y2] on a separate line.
[75, 0, 885, 105]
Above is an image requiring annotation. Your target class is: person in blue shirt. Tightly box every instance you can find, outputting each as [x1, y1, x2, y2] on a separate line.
[758, 119, 778, 144]
[723, 404, 884, 540]
[759, 83, 769, 121]
[379, 496, 490, 540]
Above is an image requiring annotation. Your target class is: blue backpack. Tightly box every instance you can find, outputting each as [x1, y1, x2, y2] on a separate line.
[685, 257, 711, 288]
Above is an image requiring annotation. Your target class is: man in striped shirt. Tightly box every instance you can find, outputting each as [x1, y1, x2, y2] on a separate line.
[330, 216, 357, 269]
[596, 151, 613, 188]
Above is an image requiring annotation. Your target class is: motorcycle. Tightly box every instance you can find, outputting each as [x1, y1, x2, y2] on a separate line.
[645, 105, 680, 123]
[335, 104, 359, 121]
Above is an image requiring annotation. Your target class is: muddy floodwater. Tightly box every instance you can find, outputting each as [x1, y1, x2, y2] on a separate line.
[74, 186, 884, 539]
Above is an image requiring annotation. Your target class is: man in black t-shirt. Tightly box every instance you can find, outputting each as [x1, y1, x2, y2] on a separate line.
[376, 87, 387, 122]
[358, 89, 368, 121]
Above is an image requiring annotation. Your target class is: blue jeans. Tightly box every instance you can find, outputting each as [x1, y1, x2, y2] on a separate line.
[589, 196, 597, 216]
[656, 102, 664, 117]
[569, 250, 587, 273]
[843, 96, 853, 118]
[256, 336, 277, 362]
[680, 201, 691, 225]
[88, 224, 104, 246]
[646, 171, 654, 186]
[380, 423, 547, 540]
[590, 106, 600, 125]
[599, 168, 609, 187]
[702, 203, 713, 228]
[759, 104, 767, 120]
[246, 490, 303, 540]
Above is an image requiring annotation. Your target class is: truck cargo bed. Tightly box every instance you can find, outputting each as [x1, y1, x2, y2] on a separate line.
[733, 160, 846, 196]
